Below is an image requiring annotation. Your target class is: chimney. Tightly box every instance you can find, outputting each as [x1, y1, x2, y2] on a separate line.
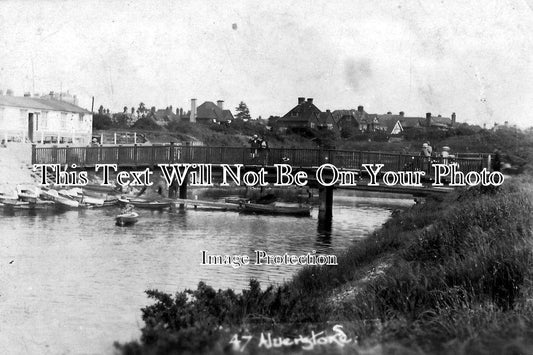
[307, 98, 313, 105]
[190, 98, 197, 123]
[399, 111, 405, 117]
[217, 100, 224, 110]
[426, 112, 432, 126]
[49, 91, 55, 99]
[357, 105, 364, 113]
[298, 97, 305, 105]
[6, 89, 13, 96]
[451, 112, 456, 125]
[24, 92, 31, 97]
[504, 121, 509, 127]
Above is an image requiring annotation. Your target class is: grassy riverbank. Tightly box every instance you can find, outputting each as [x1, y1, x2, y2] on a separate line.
[116, 177, 533, 354]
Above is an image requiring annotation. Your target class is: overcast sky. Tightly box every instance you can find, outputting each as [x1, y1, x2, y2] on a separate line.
[1, 0, 532, 127]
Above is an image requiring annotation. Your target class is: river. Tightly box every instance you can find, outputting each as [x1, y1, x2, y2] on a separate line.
[0, 191, 413, 354]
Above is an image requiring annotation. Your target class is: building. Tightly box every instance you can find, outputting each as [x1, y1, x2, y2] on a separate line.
[192, 99, 234, 124]
[377, 111, 457, 132]
[333, 106, 380, 134]
[0, 91, 93, 145]
[277, 97, 338, 132]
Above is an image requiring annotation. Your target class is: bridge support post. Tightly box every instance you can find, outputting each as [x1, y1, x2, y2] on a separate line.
[318, 186, 333, 220]
[178, 175, 188, 209]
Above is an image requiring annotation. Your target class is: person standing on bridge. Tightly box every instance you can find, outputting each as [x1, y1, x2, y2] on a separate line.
[249, 135, 261, 160]
[421, 142, 431, 173]
[259, 136, 269, 165]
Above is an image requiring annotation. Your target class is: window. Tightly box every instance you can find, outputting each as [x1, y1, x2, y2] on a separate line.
[310, 122, 315, 129]
[61, 112, 67, 129]
[79, 113, 84, 124]
[327, 123, 333, 130]
[41, 111, 48, 129]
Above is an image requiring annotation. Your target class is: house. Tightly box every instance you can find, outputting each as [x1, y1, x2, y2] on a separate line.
[377, 111, 457, 132]
[376, 114, 403, 135]
[277, 97, 337, 133]
[153, 107, 179, 125]
[333, 106, 379, 134]
[0, 90, 93, 145]
[191, 99, 234, 124]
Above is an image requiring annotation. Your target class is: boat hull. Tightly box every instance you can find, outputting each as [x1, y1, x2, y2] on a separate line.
[115, 212, 139, 226]
[118, 198, 172, 210]
[239, 203, 312, 216]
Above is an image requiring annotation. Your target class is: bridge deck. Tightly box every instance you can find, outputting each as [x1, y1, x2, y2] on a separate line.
[32, 144, 487, 175]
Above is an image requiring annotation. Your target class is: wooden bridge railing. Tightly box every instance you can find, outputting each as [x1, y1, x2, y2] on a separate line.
[32, 144, 486, 174]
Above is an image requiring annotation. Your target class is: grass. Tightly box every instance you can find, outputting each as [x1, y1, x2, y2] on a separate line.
[115, 176, 533, 354]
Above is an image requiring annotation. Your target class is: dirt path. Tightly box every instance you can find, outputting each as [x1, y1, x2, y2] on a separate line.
[0, 143, 36, 194]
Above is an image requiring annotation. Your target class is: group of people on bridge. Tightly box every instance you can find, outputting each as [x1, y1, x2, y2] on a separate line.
[248, 135, 269, 162]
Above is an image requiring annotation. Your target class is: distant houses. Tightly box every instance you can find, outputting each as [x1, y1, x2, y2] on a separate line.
[275, 96, 458, 140]
[0, 91, 93, 145]
[276, 97, 338, 133]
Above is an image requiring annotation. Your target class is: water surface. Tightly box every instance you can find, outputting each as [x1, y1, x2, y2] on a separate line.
[0, 192, 413, 354]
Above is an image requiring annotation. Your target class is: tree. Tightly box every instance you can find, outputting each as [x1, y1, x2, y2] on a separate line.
[137, 102, 147, 118]
[235, 101, 251, 121]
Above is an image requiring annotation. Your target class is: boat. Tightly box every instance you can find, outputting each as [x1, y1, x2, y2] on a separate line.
[117, 197, 172, 210]
[59, 188, 105, 207]
[239, 202, 312, 216]
[115, 211, 139, 226]
[225, 193, 277, 205]
[2, 199, 55, 210]
[40, 188, 80, 208]
[16, 185, 41, 203]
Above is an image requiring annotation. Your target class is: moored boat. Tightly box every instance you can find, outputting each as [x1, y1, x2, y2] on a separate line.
[40, 188, 80, 208]
[239, 202, 312, 216]
[115, 211, 139, 226]
[16, 185, 41, 203]
[118, 197, 172, 210]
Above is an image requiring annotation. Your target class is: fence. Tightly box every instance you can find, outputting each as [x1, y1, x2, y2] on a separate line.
[32, 144, 487, 174]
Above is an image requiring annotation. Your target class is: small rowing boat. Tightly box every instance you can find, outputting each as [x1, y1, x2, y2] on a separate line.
[239, 202, 312, 217]
[118, 197, 172, 210]
[115, 211, 139, 226]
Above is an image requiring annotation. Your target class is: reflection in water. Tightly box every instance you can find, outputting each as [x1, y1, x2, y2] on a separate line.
[317, 215, 333, 246]
[0, 192, 413, 354]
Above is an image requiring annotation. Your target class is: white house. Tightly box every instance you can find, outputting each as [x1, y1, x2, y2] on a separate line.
[0, 91, 93, 145]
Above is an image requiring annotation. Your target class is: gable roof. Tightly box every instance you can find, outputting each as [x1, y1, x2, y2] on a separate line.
[280, 100, 321, 123]
[0, 95, 91, 114]
[196, 101, 232, 122]
[377, 115, 403, 134]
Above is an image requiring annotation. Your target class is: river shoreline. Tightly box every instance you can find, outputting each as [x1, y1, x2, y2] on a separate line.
[116, 177, 533, 354]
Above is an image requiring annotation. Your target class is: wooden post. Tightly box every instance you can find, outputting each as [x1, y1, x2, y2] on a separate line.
[134, 132, 137, 145]
[31, 144, 37, 164]
[178, 173, 188, 209]
[318, 186, 333, 220]
[114, 132, 117, 145]
[100, 133, 104, 145]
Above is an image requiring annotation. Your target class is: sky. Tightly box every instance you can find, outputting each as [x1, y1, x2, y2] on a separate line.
[0, 0, 532, 127]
